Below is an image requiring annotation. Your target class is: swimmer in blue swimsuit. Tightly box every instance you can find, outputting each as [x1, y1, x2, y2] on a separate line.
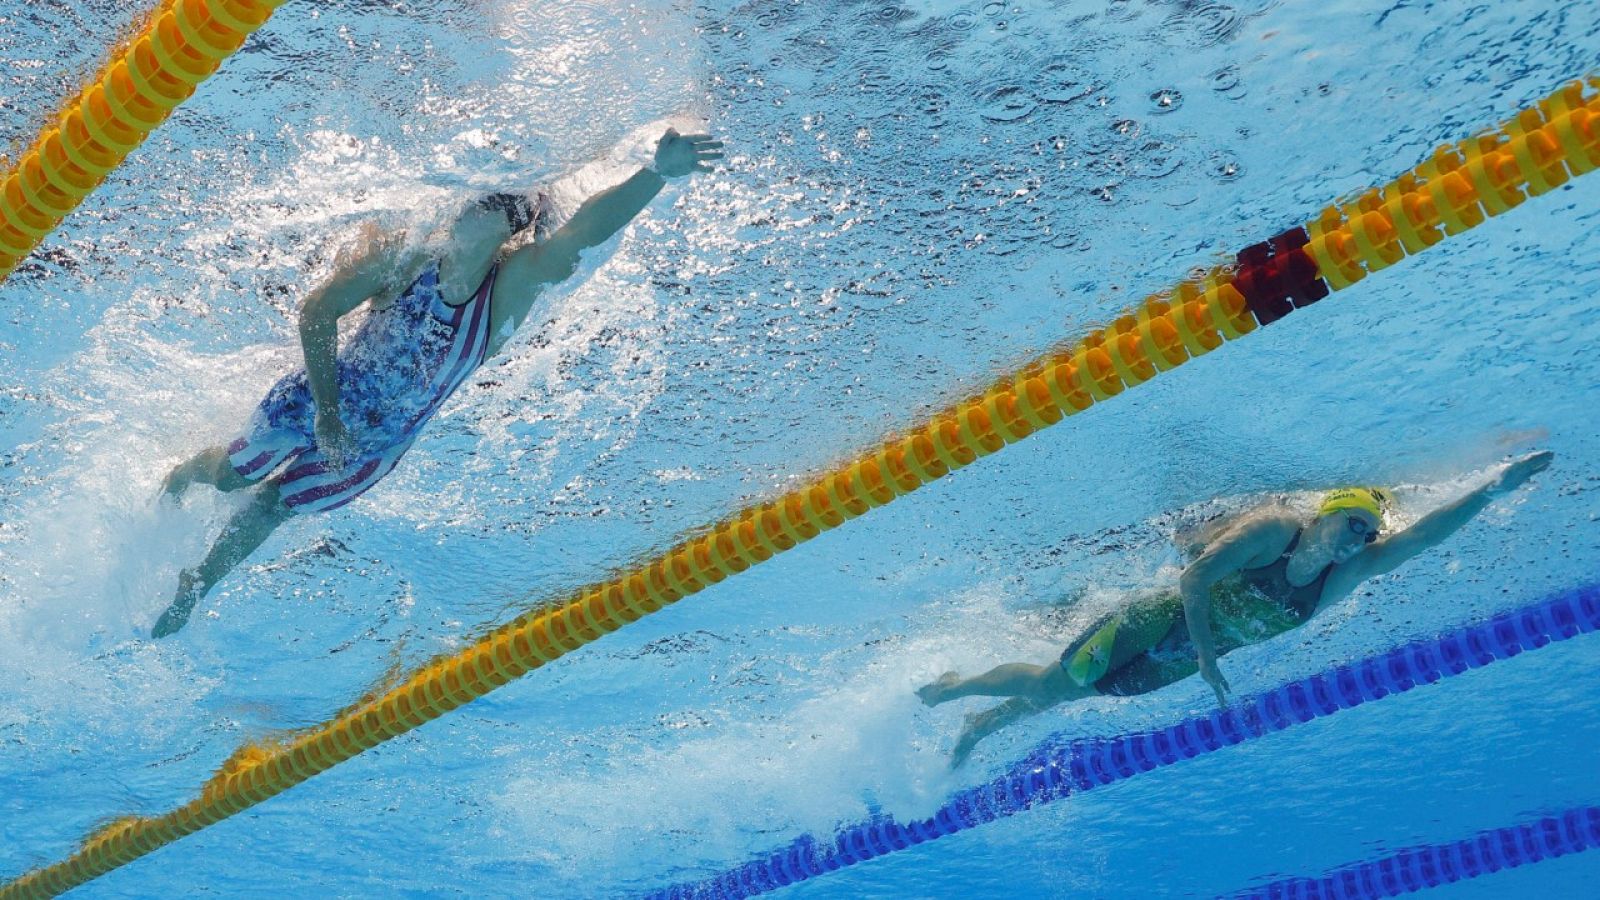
[153, 129, 724, 637]
[915, 452, 1553, 767]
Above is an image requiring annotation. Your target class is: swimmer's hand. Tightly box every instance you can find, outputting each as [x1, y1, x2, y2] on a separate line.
[315, 409, 356, 468]
[1491, 450, 1554, 496]
[654, 128, 724, 178]
[1198, 656, 1231, 708]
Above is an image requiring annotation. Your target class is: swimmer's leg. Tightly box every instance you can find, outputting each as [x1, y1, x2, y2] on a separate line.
[153, 480, 293, 638]
[918, 662, 1063, 707]
[917, 603, 1151, 707]
[922, 608, 1127, 707]
[162, 445, 250, 498]
[949, 667, 1092, 768]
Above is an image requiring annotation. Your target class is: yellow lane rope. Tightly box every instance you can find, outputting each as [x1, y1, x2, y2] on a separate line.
[0, 0, 285, 283]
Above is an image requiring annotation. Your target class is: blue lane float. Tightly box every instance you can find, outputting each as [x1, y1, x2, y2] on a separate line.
[1229, 807, 1600, 899]
[646, 583, 1600, 900]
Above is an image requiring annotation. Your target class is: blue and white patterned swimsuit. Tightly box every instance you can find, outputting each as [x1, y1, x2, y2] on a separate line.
[227, 260, 497, 514]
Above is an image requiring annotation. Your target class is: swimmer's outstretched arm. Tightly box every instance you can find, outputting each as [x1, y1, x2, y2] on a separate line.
[496, 130, 723, 314]
[508, 168, 666, 286]
[1325, 450, 1554, 592]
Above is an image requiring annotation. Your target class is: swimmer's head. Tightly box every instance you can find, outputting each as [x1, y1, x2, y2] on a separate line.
[476, 192, 538, 236]
[1311, 486, 1389, 563]
[453, 191, 553, 251]
[475, 191, 555, 239]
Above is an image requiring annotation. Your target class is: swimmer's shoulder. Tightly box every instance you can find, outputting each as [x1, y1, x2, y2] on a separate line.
[1193, 509, 1299, 568]
[332, 222, 431, 313]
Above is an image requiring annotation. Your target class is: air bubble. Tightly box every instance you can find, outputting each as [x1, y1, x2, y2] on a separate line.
[1049, 231, 1080, 250]
[1149, 88, 1183, 113]
[1210, 152, 1243, 181]
[977, 86, 1038, 123]
[855, 67, 895, 94]
[1106, 0, 1139, 22]
[1036, 58, 1096, 104]
[913, 89, 950, 127]
[1163, 4, 1242, 47]
[874, 4, 914, 25]
[786, 32, 841, 72]
[1210, 66, 1241, 93]
[1134, 141, 1182, 178]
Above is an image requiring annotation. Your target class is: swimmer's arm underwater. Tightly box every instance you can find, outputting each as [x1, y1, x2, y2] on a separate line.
[1179, 517, 1292, 706]
[1319, 450, 1555, 601]
[499, 129, 723, 293]
[501, 168, 666, 290]
[297, 224, 424, 462]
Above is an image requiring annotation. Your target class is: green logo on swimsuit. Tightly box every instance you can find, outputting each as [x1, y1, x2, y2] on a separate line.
[1063, 615, 1120, 687]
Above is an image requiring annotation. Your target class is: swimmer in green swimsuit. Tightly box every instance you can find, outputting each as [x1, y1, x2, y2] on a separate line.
[916, 451, 1553, 767]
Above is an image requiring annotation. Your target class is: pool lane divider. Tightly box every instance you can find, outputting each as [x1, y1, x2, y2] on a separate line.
[1227, 807, 1600, 899]
[3, 78, 1597, 898]
[646, 585, 1600, 899]
[0, 0, 286, 284]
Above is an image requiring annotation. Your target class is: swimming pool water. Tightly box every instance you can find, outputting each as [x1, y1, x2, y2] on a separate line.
[2, 0, 1598, 896]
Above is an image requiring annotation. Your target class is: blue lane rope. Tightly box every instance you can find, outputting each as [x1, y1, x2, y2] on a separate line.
[646, 582, 1600, 899]
[1227, 807, 1600, 899]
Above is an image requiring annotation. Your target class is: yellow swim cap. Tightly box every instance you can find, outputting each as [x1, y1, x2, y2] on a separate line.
[1317, 487, 1389, 520]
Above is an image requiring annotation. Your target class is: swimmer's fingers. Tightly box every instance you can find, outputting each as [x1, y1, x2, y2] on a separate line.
[694, 144, 725, 172]
[680, 132, 715, 143]
[1209, 675, 1229, 708]
[693, 139, 725, 150]
[1200, 659, 1230, 708]
[1498, 449, 1555, 493]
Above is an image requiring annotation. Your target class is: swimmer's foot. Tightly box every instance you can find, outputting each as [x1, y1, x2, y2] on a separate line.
[159, 462, 191, 502]
[151, 599, 193, 639]
[152, 577, 201, 638]
[916, 671, 961, 707]
[949, 713, 982, 769]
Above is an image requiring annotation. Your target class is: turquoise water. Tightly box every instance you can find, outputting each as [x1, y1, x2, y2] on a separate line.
[2, 0, 1598, 896]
